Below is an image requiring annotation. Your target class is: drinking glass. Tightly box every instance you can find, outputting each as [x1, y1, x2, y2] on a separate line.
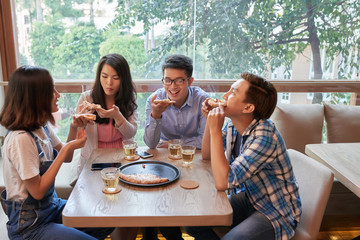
[101, 167, 120, 193]
[123, 140, 137, 160]
[181, 146, 196, 166]
[168, 139, 183, 159]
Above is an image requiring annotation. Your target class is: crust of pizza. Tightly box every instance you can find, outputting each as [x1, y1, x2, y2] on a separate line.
[208, 98, 225, 108]
[119, 172, 169, 184]
[74, 113, 96, 121]
[153, 99, 176, 104]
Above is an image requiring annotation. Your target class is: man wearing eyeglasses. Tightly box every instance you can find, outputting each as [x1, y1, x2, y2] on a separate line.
[144, 54, 209, 150]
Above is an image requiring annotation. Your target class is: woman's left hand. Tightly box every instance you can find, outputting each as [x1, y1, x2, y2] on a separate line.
[96, 105, 125, 126]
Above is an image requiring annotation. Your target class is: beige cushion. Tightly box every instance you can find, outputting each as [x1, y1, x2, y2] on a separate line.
[324, 102, 360, 143]
[270, 104, 324, 153]
[288, 149, 334, 240]
[0, 208, 9, 240]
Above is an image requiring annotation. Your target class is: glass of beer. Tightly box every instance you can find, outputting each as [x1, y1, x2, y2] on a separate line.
[123, 140, 137, 160]
[181, 146, 196, 166]
[101, 167, 120, 193]
[168, 139, 183, 159]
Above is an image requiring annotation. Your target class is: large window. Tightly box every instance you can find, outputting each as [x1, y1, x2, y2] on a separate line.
[15, 0, 360, 80]
[6, 0, 360, 144]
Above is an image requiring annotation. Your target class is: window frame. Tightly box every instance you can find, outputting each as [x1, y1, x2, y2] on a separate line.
[0, 0, 18, 82]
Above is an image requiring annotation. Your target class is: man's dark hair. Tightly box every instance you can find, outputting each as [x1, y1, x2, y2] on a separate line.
[242, 72, 277, 120]
[162, 54, 193, 77]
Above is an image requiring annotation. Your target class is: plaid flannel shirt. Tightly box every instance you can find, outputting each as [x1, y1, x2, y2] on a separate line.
[222, 119, 302, 240]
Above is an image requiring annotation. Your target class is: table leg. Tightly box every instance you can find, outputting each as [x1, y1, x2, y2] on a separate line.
[142, 227, 158, 240]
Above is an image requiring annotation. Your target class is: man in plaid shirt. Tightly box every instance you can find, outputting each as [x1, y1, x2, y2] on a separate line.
[186, 72, 301, 240]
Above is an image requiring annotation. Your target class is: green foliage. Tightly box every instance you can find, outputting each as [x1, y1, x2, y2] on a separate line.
[99, 32, 147, 78]
[113, 0, 360, 79]
[329, 93, 351, 105]
[56, 93, 81, 141]
[19, 53, 28, 66]
[134, 92, 152, 146]
[29, 18, 65, 70]
[56, 115, 72, 142]
[58, 93, 81, 115]
[53, 24, 104, 79]
[44, 0, 85, 18]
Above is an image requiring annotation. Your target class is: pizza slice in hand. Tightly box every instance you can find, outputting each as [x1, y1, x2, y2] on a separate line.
[207, 98, 225, 108]
[153, 99, 176, 104]
[74, 113, 96, 121]
[79, 101, 102, 114]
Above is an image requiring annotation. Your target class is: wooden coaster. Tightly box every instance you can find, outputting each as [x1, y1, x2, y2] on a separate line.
[123, 155, 140, 161]
[180, 180, 199, 189]
[102, 186, 122, 194]
[168, 155, 182, 160]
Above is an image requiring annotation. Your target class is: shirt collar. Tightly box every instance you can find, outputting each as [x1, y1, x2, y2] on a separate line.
[168, 87, 193, 109]
[242, 119, 260, 136]
[229, 118, 259, 136]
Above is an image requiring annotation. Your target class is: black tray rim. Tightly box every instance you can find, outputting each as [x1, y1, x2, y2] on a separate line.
[118, 160, 181, 187]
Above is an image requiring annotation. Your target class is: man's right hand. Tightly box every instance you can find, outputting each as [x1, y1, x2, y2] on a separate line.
[201, 98, 212, 118]
[150, 94, 174, 119]
[207, 105, 225, 131]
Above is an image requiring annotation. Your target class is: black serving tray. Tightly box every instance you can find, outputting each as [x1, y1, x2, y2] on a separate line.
[119, 160, 180, 187]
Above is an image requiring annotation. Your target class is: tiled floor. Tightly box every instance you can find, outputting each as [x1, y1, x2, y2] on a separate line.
[317, 230, 360, 240]
[105, 230, 360, 240]
[135, 234, 194, 240]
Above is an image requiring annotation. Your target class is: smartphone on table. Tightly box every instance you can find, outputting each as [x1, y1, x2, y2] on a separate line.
[91, 162, 121, 171]
[136, 150, 153, 159]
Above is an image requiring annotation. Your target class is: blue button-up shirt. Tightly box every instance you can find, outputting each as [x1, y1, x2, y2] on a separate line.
[144, 86, 209, 149]
[223, 119, 302, 240]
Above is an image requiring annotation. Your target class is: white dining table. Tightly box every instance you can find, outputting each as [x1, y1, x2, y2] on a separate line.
[305, 142, 360, 198]
[62, 147, 233, 233]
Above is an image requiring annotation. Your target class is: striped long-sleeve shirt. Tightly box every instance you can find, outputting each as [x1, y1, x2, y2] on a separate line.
[223, 119, 302, 240]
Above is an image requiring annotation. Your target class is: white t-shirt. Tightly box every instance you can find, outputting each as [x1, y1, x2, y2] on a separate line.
[2, 124, 61, 202]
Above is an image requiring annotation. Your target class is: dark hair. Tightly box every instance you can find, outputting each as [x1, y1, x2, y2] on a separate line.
[162, 54, 193, 77]
[0, 66, 55, 131]
[91, 53, 137, 124]
[241, 72, 277, 120]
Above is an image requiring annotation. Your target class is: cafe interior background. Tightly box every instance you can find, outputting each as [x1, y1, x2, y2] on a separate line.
[0, 0, 360, 239]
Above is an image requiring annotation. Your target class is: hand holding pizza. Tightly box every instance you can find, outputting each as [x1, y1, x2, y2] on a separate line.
[207, 98, 225, 108]
[72, 114, 95, 128]
[78, 101, 101, 114]
[96, 104, 122, 119]
[207, 104, 225, 131]
[202, 98, 226, 118]
[150, 94, 175, 119]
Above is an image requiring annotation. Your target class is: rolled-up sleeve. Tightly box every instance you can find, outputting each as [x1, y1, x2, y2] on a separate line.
[116, 109, 138, 140]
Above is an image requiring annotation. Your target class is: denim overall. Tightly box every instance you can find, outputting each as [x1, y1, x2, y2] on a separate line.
[1, 127, 113, 240]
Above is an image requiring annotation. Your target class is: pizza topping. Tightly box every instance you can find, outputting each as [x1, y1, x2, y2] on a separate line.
[207, 98, 225, 108]
[119, 172, 169, 184]
[74, 113, 96, 121]
[79, 101, 102, 114]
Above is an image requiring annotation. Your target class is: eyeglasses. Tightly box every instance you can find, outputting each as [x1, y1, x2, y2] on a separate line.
[162, 77, 190, 86]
